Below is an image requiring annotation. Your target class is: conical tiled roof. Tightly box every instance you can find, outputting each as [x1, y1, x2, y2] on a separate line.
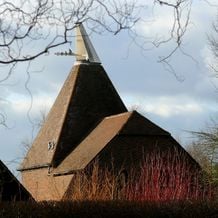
[20, 63, 127, 170]
[119, 111, 169, 136]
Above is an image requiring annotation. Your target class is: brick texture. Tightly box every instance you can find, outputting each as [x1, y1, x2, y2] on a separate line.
[22, 168, 73, 201]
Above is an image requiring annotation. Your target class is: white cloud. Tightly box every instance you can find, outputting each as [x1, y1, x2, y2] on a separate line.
[201, 46, 214, 69]
[7, 93, 54, 116]
[134, 1, 193, 41]
[200, 46, 218, 88]
[145, 102, 202, 118]
[123, 93, 204, 118]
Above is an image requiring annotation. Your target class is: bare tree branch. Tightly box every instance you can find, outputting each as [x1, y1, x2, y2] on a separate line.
[0, 0, 215, 127]
[207, 13, 218, 77]
[153, 0, 192, 64]
[0, 0, 200, 69]
[188, 118, 218, 180]
[0, 0, 140, 66]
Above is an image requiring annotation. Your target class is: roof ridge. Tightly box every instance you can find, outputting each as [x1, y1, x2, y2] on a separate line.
[51, 66, 80, 165]
[104, 111, 132, 119]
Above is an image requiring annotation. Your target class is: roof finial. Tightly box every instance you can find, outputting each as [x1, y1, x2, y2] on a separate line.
[55, 23, 101, 64]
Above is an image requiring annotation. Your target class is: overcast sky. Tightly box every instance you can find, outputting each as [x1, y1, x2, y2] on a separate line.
[0, 1, 218, 175]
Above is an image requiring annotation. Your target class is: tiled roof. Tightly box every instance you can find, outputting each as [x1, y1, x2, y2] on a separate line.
[119, 111, 169, 136]
[0, 160, 32, 200]
[19, 63, 127, 170]
[53, 111, 170, 175]
[53, 112, 132, 175]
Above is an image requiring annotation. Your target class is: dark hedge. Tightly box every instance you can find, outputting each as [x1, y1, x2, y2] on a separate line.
[0, 200, 218, 218]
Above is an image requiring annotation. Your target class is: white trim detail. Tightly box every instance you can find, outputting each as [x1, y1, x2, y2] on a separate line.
[75, 23, 101, 64]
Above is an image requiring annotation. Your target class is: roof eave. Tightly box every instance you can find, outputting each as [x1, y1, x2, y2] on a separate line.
[17, 163, 51, 172]
[52, 168, 84, 177]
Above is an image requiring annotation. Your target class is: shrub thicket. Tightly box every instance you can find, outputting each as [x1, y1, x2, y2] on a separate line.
[66, 149, 214, 201]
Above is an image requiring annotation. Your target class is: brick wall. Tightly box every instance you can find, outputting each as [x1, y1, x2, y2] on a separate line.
[22, 168, 73, 201]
